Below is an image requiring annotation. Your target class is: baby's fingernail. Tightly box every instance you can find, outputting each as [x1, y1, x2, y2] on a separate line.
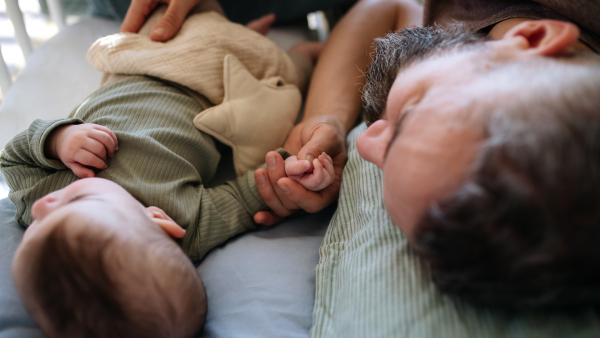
[257, 173, 267, 186]
[305, 155, 315, 163]
[280, 183, 290, 194]
[151, 27, 166, 38]
[303, 161, 311, 170]
[267, 155, 277, 170]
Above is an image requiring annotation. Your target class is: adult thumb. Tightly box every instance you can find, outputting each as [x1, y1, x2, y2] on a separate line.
[297, 125, 344, 163]
[150, 1, 189, 41]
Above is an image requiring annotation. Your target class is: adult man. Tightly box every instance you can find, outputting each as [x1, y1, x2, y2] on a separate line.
[258, 0, 600, 308]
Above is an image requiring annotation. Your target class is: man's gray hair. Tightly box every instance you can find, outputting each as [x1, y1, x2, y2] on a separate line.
[362, 25, 489, 125]
[414, 58, 600, 309]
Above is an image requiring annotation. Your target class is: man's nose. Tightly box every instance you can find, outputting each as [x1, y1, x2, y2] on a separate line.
[31, 194, 60, 221]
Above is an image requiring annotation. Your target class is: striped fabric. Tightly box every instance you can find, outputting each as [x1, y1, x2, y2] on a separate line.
[311, 123, 600, 337]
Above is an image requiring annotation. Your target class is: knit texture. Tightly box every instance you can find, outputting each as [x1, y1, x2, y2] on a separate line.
[87, 10, 300, 105]
[87, 6, 305, 175]
[310, 123, 600, 338]
[0, 76, 284, 261]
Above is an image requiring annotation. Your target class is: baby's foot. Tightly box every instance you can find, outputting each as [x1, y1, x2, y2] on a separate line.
[284, 152, 335, 191]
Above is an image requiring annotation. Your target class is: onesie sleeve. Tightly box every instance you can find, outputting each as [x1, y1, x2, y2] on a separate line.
[0, 118, 82, 226]
[182, 148, 291, 261]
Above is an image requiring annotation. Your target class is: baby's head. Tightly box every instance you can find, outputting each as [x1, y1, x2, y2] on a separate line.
[12, 178, 206, 337]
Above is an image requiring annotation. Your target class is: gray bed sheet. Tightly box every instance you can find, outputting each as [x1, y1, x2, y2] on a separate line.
[0, 195, 334, 337]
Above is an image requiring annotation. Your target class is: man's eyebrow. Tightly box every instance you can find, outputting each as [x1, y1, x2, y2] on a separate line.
[384, 108, 414, 160]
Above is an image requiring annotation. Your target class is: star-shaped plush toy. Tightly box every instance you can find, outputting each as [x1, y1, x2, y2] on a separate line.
[193, 54, 301, 176]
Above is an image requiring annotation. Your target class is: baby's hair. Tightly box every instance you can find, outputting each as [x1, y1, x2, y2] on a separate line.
[25, 222, 206, 338]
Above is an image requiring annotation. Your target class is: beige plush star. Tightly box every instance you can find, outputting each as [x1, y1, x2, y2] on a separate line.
[193, 54, 301, 176]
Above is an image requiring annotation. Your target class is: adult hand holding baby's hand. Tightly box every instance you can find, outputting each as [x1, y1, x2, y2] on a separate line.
[284, 152, 335, 191]
[46, 123, 118, 178]
[253, 116, 347, 226]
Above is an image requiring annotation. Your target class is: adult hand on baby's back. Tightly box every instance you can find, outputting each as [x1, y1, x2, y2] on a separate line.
[254, 116, 346, 225]
[46, 123, 118, 179]
[121, 0, 276, 42]
[120, 0, 203, 41]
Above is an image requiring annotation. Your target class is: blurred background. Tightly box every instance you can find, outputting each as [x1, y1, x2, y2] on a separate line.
[1, 0, 59, 100]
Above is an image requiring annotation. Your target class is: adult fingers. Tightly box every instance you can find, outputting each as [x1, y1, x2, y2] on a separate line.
[266, 152, 298, 210]
[253, 210, 284, 226]
[121, 0, 158, 33]
[67, 162, 95, 178]
[277, 177, 340, 213]
[150, 0, 201, 41]
[246, 13, 276, 35]
[92, 125, 118, 151]
[298, 118, 344, 163]
[74, 149, 107, 170]
[254, 168, 293, 218]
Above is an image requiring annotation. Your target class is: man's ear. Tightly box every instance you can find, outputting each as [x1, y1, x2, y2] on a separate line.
[504, 20, 580, 56]
[145, 206, 186, 238]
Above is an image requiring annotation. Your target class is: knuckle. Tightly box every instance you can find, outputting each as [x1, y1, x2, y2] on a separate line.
[161, 12, 181, 28]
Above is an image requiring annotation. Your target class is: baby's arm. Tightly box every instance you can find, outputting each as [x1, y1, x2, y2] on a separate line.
[46, 123, 118, 178]
[284, 152, 334, 192]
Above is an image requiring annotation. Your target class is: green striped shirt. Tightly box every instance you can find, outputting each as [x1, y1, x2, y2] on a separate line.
[0, 76, 280, 261]
[311, 123, 600, 337]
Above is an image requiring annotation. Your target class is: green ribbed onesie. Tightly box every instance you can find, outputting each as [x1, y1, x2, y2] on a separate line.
[0, 75, 283, 261]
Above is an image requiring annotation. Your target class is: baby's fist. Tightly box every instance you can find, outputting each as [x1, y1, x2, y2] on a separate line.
[46, 123, 119, 178]
[284, 152, 334, 191]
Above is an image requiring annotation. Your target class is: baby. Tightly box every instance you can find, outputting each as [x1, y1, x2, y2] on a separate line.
[1, 5, 333, 338]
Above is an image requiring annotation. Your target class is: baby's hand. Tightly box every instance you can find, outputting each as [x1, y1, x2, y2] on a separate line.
[284, 152, 334, 191]
[46, 123, 118, 178]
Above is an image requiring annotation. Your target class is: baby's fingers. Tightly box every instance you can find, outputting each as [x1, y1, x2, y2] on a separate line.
[310, 157, 325, 184]
[284, 156, 311, 176]
[92, 125, 118, 149]
[320, 153, 335, 178]
[66, 162, 95, 178]
[89, 129, 117, 157]
[82, 137, 108, 161]
[74, 149, 107, 170]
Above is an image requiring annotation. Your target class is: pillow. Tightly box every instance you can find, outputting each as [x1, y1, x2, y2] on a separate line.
[310, 123, 600, 338]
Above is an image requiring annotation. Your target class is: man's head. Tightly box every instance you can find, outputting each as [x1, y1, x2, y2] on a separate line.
[13, 178, 207, 337]
[356, 20, 600, 308]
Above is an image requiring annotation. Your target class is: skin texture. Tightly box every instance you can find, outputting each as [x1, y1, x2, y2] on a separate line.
[121, 0, 276, 41]
[284, 152, 335, 191]
[254, 0, 423, 225]
[356, 19, 591, 240]
[45, 123, 118, 178]
[20, 178, 185, 242]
